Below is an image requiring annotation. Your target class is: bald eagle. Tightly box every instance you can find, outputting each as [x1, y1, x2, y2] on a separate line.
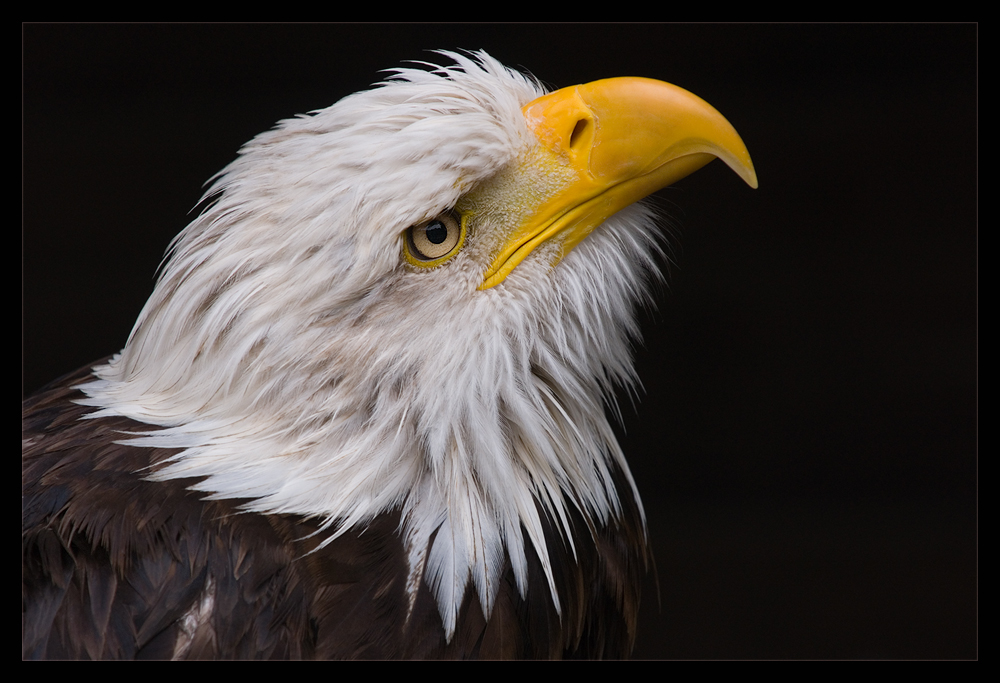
[22, 52, 756, 659]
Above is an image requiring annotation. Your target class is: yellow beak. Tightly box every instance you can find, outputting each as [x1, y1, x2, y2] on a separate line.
[479, 77, 757, 290]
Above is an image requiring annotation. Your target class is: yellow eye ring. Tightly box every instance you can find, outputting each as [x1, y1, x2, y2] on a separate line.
[402, 211, 467, 268]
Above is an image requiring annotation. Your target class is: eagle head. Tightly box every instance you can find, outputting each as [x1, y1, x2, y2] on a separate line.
[77, 51, 756, 638]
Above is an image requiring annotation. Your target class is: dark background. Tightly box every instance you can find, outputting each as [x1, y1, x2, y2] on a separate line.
[23, 24, 976, 659]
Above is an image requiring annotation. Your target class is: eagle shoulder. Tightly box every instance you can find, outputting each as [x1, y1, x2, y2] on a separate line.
[22, 365, 647, 659]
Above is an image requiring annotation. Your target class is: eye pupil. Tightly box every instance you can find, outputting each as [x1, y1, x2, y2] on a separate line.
[425, 221, 448, 244]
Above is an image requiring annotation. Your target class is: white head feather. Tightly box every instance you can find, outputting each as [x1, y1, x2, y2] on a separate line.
[79, 52, 663, 637]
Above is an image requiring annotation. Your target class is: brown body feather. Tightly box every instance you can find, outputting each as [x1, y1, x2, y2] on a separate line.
[22, 364, 648, 659]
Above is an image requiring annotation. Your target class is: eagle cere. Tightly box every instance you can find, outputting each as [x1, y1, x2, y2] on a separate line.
[22, 52, 756, 659]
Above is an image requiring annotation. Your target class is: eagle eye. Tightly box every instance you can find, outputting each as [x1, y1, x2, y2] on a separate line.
[403, 211, 466, 267]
